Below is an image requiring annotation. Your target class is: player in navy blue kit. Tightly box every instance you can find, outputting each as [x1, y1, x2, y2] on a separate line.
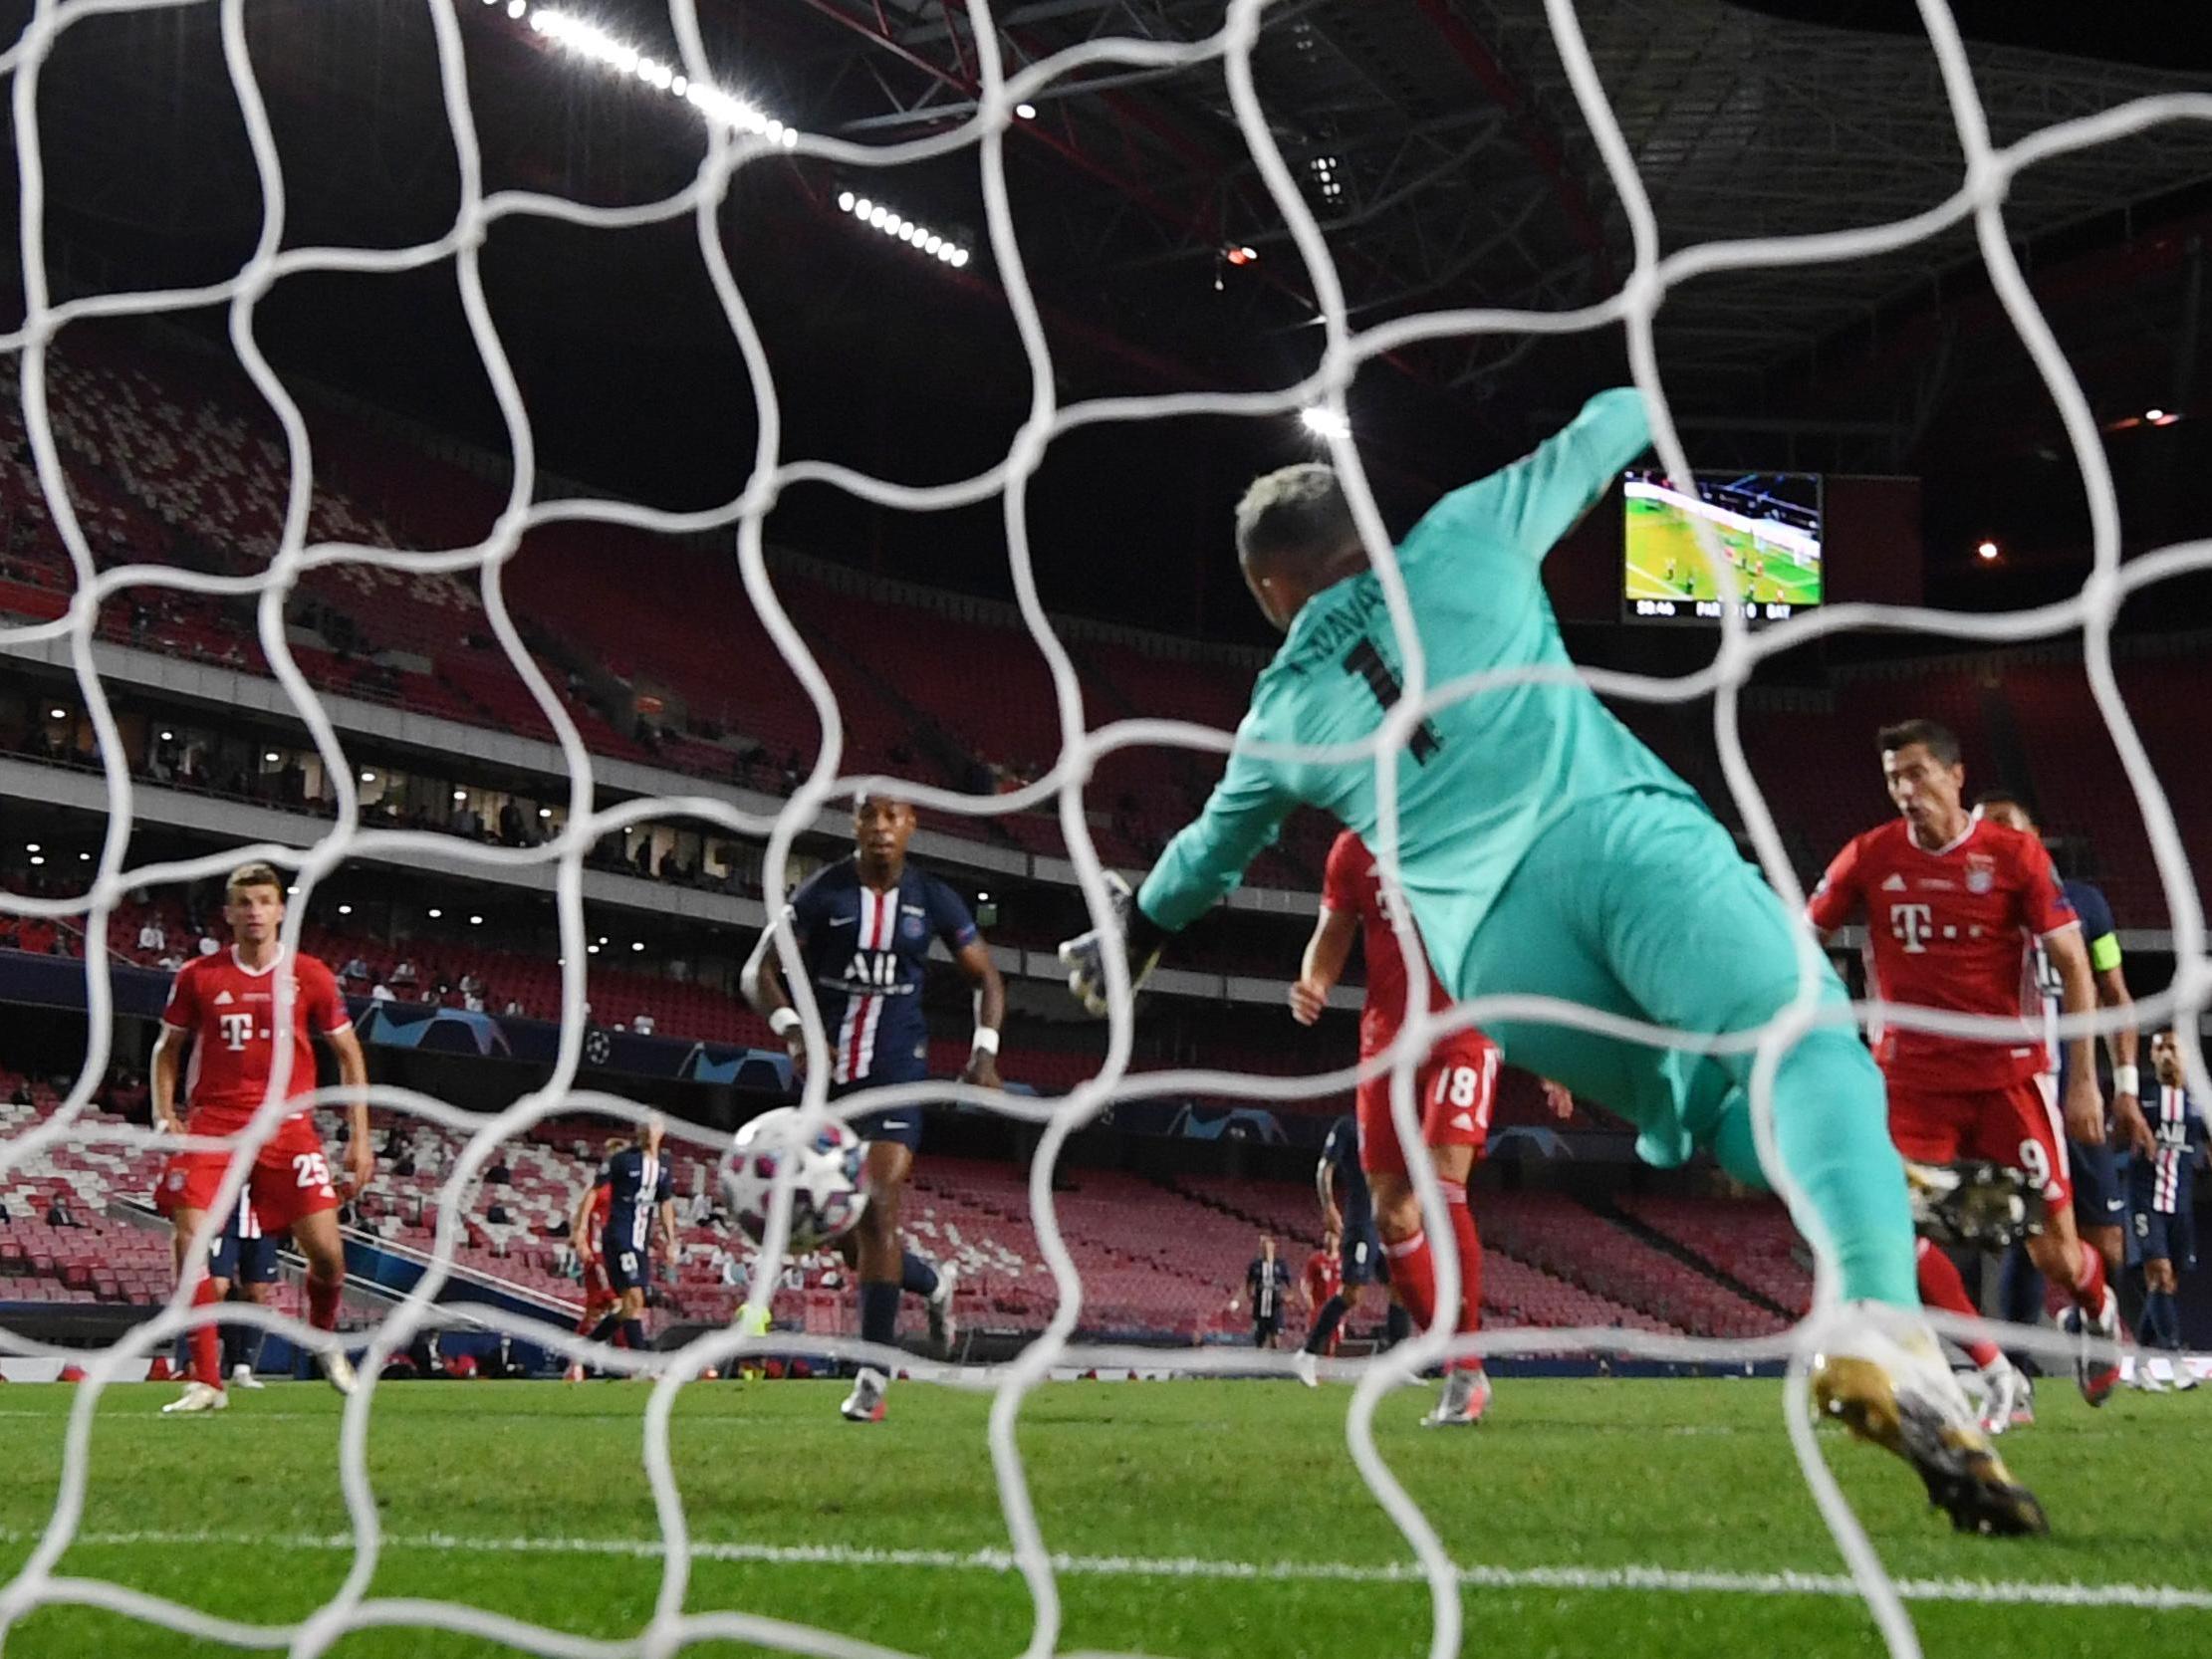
[584, 1116, 677, 1364]
[2131, 1030, 2204, 1390]
[1234, 1236, 1293, 1348]
[211, 1198, 279, 1389]
[173, 1199, 281, 1391]
[1977, 797, 2154, 1420]
[1295, 1114, 1409, 1382]
[744, 793, 1007, 1421]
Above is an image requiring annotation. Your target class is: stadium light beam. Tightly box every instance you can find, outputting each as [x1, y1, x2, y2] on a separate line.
[1301, 406, 1351, 440]
[1975, 539, 2001, 562]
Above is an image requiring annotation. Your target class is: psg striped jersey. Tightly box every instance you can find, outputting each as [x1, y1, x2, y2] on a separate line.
[599, 1144, 672, 1254]
[2140, 1082, 2204, 1217]
[786, 856, 980, 1087]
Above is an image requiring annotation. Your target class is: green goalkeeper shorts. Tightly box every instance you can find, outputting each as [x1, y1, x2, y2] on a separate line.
[1444, 786, 1859, 1174]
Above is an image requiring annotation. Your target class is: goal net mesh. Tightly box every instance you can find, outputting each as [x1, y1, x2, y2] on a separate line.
[3, 1, 2210, 1656]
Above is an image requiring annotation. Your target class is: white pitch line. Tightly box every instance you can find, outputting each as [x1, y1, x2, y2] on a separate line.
[1, 1528, 2206, 1611]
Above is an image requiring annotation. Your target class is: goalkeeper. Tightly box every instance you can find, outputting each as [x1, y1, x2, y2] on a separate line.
[1061, 388, 2044, 1536]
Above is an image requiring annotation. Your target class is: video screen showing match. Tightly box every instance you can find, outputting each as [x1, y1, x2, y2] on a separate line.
[1622, 470, 1824, 624]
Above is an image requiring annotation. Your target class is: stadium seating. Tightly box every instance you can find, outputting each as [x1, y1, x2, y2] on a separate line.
[2, 1072, 1735, 1344]
[0, 1075, 379, 1324]
[11, 329, 2206, 918]
[1615, 1193, 1812, 1316]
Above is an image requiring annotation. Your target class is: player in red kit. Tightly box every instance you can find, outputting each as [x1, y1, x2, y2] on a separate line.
[150, 863, 371, 1413]
[565, 1144, 621, 1383]
[1289, 828, 1502, 1426]
[1809, 721, 2122, 1416]
[1301, 1232, 1345, 1357]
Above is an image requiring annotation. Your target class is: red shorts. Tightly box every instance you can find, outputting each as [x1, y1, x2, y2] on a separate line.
[580, 1254, 617, 1310]
[1886, 1073, 2070, 1207]
[153, 1114, 340, 1235]
[1355, 1033, 1501, 1179]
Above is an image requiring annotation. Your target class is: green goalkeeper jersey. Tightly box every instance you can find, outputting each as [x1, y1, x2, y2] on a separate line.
[1137, 386, 1699, 988]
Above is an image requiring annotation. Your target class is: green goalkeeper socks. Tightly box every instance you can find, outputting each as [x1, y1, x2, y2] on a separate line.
[1707, 1029, 1920, 1310]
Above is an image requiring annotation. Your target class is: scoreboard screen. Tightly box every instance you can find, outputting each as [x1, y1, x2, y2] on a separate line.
[1622, 470, 1824, 625]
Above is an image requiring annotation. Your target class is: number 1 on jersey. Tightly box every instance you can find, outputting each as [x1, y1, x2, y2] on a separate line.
[1343, 640, 1442, 763]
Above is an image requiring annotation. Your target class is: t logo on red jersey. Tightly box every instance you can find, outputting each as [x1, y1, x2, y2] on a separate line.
[218, 1012, 254, 1051]
[1889, 903, 1934, 954]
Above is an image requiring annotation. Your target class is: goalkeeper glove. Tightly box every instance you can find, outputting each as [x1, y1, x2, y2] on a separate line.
[1057, 872, 1168, 1016]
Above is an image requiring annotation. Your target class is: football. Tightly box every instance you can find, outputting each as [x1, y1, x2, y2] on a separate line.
[720, 1107, 868, 1252]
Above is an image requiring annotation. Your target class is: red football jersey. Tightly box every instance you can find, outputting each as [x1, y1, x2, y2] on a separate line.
[160, 948, 353, 1131]
[1808, 817, 2077, 1091]
[1303, 1249, 1340, 1309]
[1322, 830, 1451, 1060]
[580, 1184, 612, 1258]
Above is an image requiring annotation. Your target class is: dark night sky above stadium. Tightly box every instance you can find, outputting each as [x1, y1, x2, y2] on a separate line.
[7, 0, 2211, 648]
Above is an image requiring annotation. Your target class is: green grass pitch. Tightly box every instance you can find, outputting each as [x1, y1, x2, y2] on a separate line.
[4, 1378, 2211, 1657]
[1626, 496, 1823, 609]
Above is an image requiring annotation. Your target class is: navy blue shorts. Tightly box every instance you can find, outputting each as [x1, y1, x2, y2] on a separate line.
[600, 1222, 648, 1294]
[2133, 1204, 2197, 1271]
[1340, 1220, 1382, 1288]
[835, 1075, 926, 1151]
[210, 1226, 279, 1286]
[2069, 1138, 2127, 1231]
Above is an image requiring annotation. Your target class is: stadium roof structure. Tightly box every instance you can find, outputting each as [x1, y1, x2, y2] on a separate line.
[13, 1, 2212, 486]
[769, 0, 2212, 467]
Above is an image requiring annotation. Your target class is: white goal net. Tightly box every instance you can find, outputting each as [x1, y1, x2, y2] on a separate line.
[3, 2, 2211, 1658]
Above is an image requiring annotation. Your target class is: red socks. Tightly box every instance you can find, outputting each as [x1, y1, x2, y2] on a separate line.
[1386, 1229, 1436, 1331]
[307, 1274, 342, 1333]
[189, 1276, 223, 1387]
[1915, 1240, 2003, 1369]
[1388, 1183, 1486, 1371]
[2072, 1243, 2108, 1314]
[1441, 1180, 1485, 1371]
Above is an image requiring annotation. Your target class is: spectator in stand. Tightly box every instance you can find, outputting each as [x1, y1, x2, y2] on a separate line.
[340, 954, 369, 983]
[485, 1157, 512, 1186]
[498, 800, 525, 845]
[196, 934, 220, 958]
[136, 916, 166, 955]
[460, 971, 484, 999]
[632, 1011, 656, 1037]
[416, 986, 438, 1005]
[156, 950, 186, 972]
[369, 977, 394, 1004]
[390, 959, 416, 987]
[503, 997, 526, 1017]
[10, 1078, 32, 1107]
[463, 988, 486, 1014]
[47, 1194, 76, 1228]
[486, 1197, 513, 1227]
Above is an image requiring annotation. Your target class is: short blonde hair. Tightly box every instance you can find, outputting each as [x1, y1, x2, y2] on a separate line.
[1234, 463, 1355, 571]
[224, 861, 285, 900]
